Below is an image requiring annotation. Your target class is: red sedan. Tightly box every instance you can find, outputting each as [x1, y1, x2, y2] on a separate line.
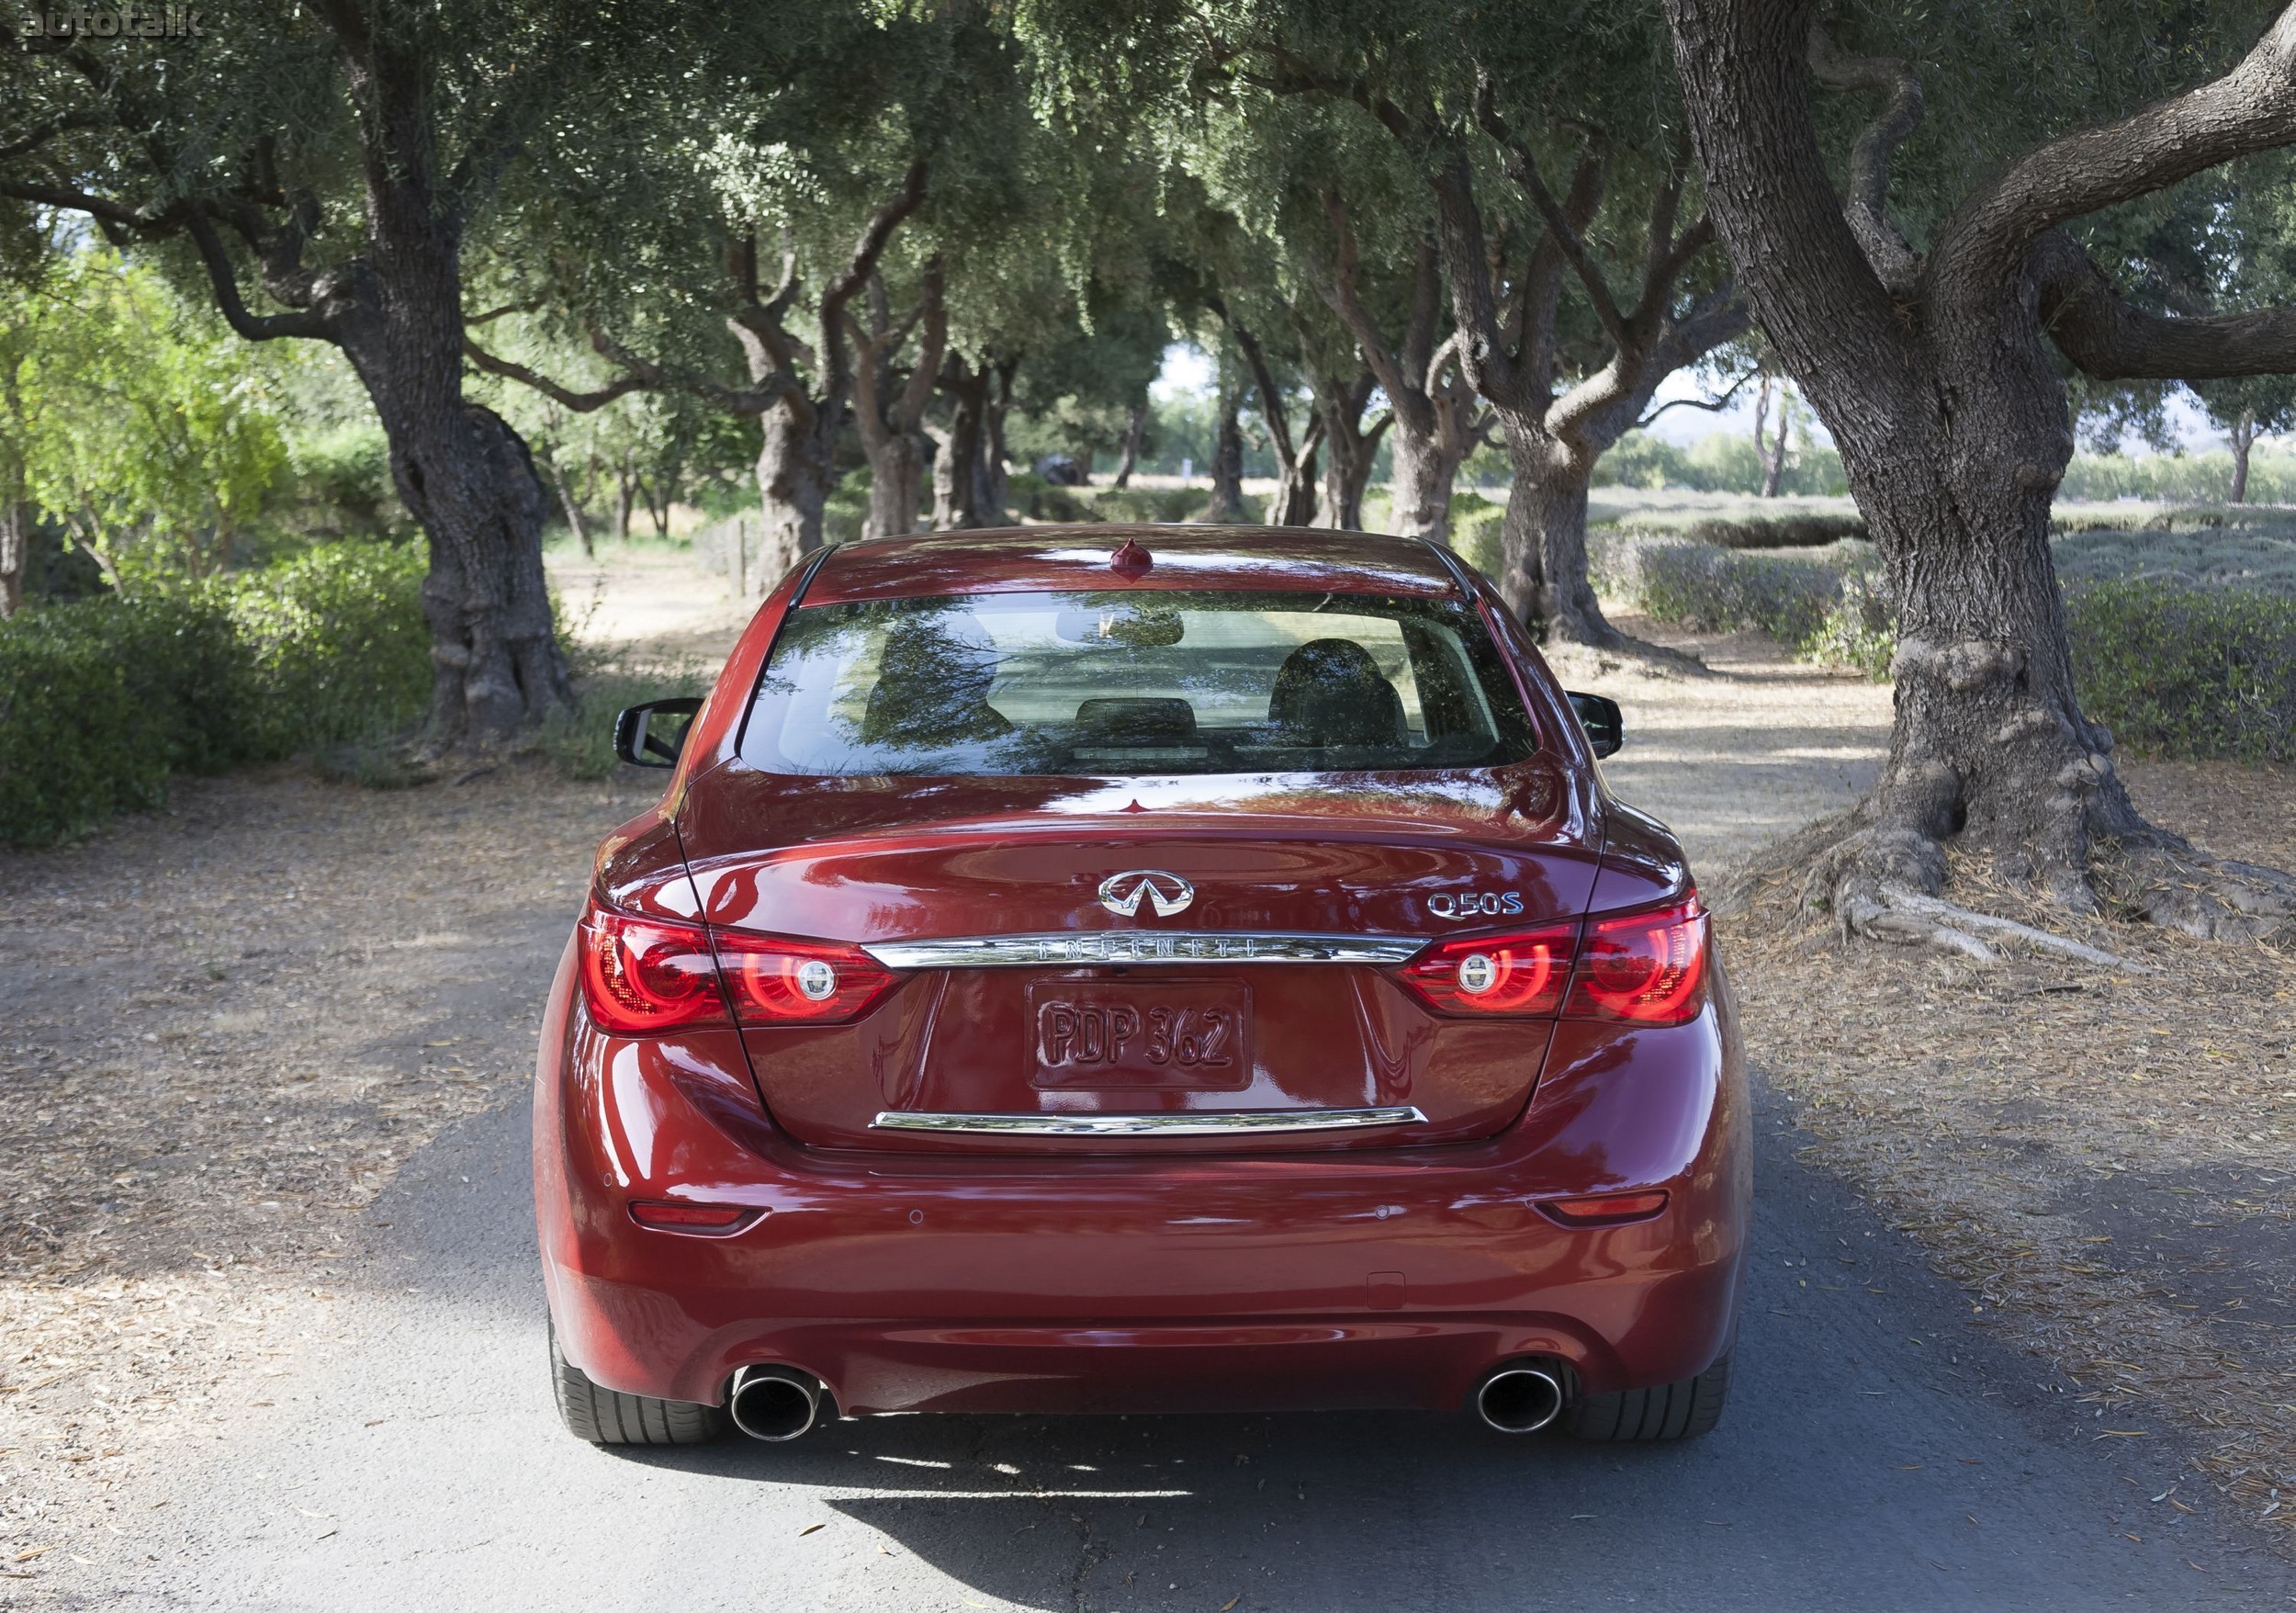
[535, 527, 1748, 1447]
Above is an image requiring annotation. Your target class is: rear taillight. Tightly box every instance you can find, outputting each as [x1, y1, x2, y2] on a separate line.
[1393, 894, 1708, 1027]
[712, 931, 896, 1025]
[580, 903, 900, 1033]
[1396, 922, 1577, 1016]
[1563, 897, 1708, 1026]
[580, 906, 729, 1033]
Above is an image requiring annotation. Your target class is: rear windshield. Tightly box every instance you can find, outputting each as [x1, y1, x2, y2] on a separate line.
[740, 589, 1539, 778]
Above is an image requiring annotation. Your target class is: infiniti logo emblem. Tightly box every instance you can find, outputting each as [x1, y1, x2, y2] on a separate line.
[1097, 869, 1196, 919]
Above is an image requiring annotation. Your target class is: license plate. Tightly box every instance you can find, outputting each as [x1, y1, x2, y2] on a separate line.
[1028, 982, 1251, 1090]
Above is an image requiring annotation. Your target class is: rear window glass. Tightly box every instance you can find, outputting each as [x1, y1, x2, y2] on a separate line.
[740, 589, 1539, 778]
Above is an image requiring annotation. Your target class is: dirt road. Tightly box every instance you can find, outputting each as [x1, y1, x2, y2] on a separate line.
[5, 547, 2290, 1609]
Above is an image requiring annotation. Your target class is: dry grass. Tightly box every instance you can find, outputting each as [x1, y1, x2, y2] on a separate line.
[1723, 758, 2296, 1543]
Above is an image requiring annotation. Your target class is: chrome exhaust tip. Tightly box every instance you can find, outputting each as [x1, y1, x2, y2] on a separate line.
[1475, 1365, 1565, 1434]
[727, 1365, 823, 1442]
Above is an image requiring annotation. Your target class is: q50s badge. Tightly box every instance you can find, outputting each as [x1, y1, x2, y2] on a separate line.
[1426, 890, 1525, 920]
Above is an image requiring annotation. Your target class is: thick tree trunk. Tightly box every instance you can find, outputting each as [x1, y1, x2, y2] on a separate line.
[1112, 402, 1147, 488]
[1663, 0, 2296, 943]
[370, 385, 570, 744]
[1198, 389, 1246, 523]
[1384, 421, 1463, 541]
[1495, 417, 1617, 646]
[613, 455, 636, 539]
[1270, 435, 1320, 526]
[2230, 407, 2255, 502]
[862, 433, 929, 538]
[0, 497, 26, 617]
[754, 398, 830, 584]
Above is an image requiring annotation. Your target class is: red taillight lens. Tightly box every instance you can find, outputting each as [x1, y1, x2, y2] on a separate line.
[1564, 897, 1708, 1027]
[580, 906, 729, 1034]
[628, 1200, 760, 1235]
[1396, 921, 1577, 1016]
[713, 931, 897, 1025]
[1537, 1190, 1670, 1226]
[1392, 895, 1709, 1025]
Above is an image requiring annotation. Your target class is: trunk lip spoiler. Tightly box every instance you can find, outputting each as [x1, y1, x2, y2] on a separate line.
[870, 1105, 1428, 1137]
[861, 932, 1425, 969]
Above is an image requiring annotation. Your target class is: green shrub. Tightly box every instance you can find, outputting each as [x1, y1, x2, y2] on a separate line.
[1447, 491, 1507, 579]
[2068, 581, 2296, 764]
[1593, 528, 1880, 655]
[535, 656, 714, 781]
[1683, 513, 1867, 549]
[0, 541, 429, 846]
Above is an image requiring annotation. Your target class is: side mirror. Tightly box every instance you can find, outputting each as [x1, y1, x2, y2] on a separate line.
[1566, 691, 1623, 759]
[613, 696, 705, 769]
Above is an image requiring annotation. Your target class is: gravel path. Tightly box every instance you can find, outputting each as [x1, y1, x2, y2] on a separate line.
[6, 547, 2289, 1610]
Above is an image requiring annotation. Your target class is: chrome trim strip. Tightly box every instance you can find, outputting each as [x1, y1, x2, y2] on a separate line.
[861, 931, 1424, 969]
[870, 1105, 1428, 1137]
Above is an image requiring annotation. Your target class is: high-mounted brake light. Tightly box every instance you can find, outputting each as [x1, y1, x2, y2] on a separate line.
[580, 905, 729, 1034]
[1391, 894, 1708, 1027]
[712, 931, 897, 1026]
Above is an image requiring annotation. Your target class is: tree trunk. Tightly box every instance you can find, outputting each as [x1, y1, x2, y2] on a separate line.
[863, 433, 929, 539]
[1494, 417, 1616, 645]
[1384, 419, 1465, 542]
[545, 453, 592, 558]
[2230, 407, 2255, 503]
[0, 498, 26, 617]
[370, 386, 570, 744]
[1315, 374, 1381, 531]
[932, 357, 1002, 530]
[1754, 376, 1789, 497]
[1663, 0, 2296, 943]
[754, 397, 830, 584]
[613, 454, 636, 538]
[1271, 428, 1321, 526]
[1198, 389, 1246, 523]
[1112, 402, 1147, 489]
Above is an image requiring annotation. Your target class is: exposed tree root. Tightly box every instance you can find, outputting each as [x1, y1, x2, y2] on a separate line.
[2091, 840, 2296, 943]
[1840, 888, 2146, 970]
[1720, 802, 2296, 970]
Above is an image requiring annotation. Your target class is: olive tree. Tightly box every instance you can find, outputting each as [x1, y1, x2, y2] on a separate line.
[1663, 0, 2296, 943]
[0, 0, 666, 744]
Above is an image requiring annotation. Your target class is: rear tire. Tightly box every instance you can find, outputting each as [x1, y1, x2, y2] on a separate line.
[550, 1325, 726, 1446]
[1561, 1352, 1730, 1442]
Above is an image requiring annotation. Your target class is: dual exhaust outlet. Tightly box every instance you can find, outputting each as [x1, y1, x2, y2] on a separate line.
[726, 1359, 1564, 1438]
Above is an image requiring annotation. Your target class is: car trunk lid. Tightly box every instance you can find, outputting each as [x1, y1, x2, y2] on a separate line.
[678, 761, 1599, 1153]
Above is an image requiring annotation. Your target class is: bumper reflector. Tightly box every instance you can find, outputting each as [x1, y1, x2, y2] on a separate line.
[627, 1200, 761, 1235]
[1536, 1190, 1670, 1227]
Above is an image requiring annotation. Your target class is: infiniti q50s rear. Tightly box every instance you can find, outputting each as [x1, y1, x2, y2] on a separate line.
[535, 526, 1748, 1447]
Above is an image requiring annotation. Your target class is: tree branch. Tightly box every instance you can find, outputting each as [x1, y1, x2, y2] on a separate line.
[1206, 293, 1299, 470]
[1475, 74, 1627, 344]
[462, 336, 658, 412]
[2035, 230, 2296, 378]
[0, 108, 108, 164]
[1939, 4, 2296, 299]
[1805, 23, 1924, 299]
[182, 209, 336, 342]
[1315, 190, 1428, 434]
[1637, 364, 1759, 429]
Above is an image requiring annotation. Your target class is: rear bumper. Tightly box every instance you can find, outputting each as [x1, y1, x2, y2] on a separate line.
[533, 936, 1751, 1415]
